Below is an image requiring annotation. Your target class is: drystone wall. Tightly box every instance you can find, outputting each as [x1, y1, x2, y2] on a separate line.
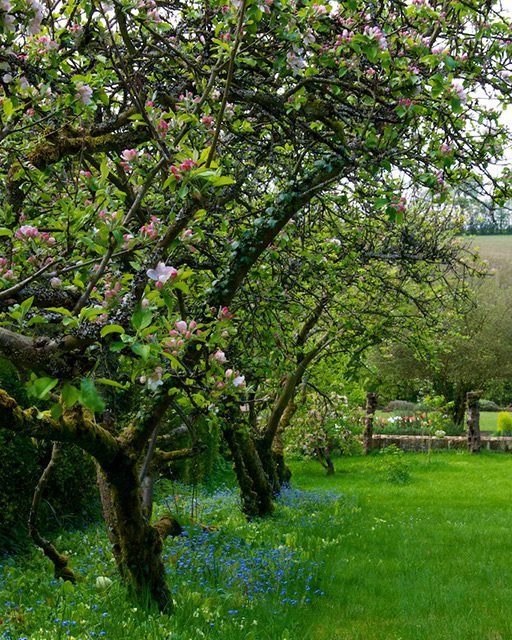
[371, 434, 512, 453]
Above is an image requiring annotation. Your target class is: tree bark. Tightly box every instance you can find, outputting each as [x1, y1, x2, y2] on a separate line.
[28, 443, 77, 583]
[223, 424, 274, 517]
[363, 392, 378, 455]
[453, 384, 468, 426]
[466, 391, 481, 454]
[102, 456, 173, 611]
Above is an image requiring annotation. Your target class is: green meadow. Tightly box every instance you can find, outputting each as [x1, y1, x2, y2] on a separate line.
[3, 452, 512, 640]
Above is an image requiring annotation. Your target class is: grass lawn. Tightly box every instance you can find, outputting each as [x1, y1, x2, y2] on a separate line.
[292, 452, 512, 640]
[2, 452, 512, 639]
[479, 411, 499, 432]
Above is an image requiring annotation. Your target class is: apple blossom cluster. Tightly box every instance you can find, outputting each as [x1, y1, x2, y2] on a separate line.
[140, 366, 164, 391]
[0, 257, 13, 280]
[14, 225, 56, 246]
[140, 216, 162, 240]
[98, 210, 122, 228]
[137, 0, 161, 24]
[170, 159, 198, 181]
[120, 148, 138, 171]
[390, 196, 407, 214]
[363, 25, 388, 51]
[450, 82, 468, 104]
[164, 319, 200, 356]
[0, 0, 43, 33]
[75, 82, 93, 105]
[147, 262, 178, 288]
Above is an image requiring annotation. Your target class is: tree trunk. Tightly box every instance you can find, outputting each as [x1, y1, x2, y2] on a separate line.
[452, 384, 468, 426]
[271, 400, 295, 487]
[314, 447, 335, 475]
[363, 392, 378, 455]
[102, 456, 173, 611]
[223, 425, 274, 517]
[466, 391, 481, 454]
[28, 443, 77, 583]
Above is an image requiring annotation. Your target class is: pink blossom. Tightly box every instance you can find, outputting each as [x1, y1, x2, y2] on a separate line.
[212, 350, 227, 363]
[225, 368, 233, 378]
[233, 375, 246, 388]
[121, 149, 138, 162]
[15, 225, 39, 239]
[219, 306, 233, 319]
[50, 277, 62, 288]
[175, 320, 188, 333]
[157, 119, 169, 135]
[451, 81, 467, 103]
[178, 159, 197, 172]
[75, 82, 93, 105]
[312, 3, 327, 15]
[140, 216, 161, 240]
[170, 166, 182, 181]
[189, 320, 197, 330]
[147, 262, 178, 284]
[147, 366, 163, 391]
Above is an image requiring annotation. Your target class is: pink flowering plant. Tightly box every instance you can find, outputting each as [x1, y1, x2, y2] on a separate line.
[0, 0, 511, 612]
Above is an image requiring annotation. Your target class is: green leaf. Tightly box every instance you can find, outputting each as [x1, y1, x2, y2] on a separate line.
[131, 307, 153, 332]
[79, 378, 105, 413]
[45, 307, 73, 317]
[19, 296, 34, 315]
[100, 157, 109, 180]
[109, 341, 126, 352]
[30, 376, 59, 400]
[211, 175, 235, 187]
[61, 383, 80, 408]
[96, 377, 129, 389]
[0, 227, 12, 237]
[131, 343, 151, 361]
[100, 324, 125, 338]
[51, 403, 63, 420]
[3, 98, 13, 119]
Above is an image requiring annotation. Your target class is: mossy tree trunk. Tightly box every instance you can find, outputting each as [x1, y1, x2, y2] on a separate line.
[466, 391, 481, 454]
[102, 455, 173, 611]
[363, 392, 378, 455]
[223, 423, 274, 517]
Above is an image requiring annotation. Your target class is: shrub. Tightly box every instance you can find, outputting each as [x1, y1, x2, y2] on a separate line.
[374, 411, 461, 436]
[0, 437, 99, 552]
[480, 399, 501, 412]
[0, 359, 99, 552]
[377, 445, 410, 484]
[384, 400, 417, 414]
[497, 411, 512, 435]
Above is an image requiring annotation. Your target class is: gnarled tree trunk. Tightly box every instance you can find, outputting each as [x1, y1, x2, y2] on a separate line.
[466, 391, 481, 454]
[363, 392, 378, 455]
[102, 455, 173, 611]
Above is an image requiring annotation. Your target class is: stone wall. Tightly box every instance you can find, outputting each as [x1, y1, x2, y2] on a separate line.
[371, 434, 512, 452]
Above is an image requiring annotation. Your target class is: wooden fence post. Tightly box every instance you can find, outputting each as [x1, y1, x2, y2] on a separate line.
[466, 391, 481, 454]
[363, 392, 378, 455]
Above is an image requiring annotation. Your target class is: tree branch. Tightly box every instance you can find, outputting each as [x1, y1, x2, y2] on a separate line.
[0, 390, 119, 466]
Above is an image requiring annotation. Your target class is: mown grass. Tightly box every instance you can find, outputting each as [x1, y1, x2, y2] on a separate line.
[2, 452, 512, 639]
[292, 452, 512, 640]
